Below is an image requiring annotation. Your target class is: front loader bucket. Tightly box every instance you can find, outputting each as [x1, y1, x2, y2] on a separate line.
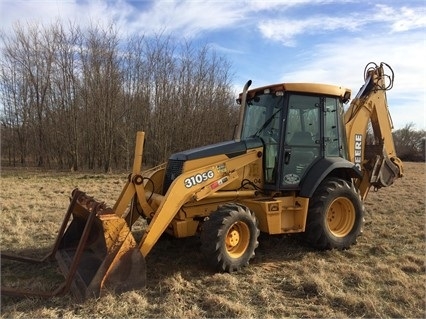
[56, 189, 147, 300]
[1, 189, 146, 300]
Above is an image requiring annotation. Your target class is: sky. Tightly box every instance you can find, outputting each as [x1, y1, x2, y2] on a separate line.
[0, 0, 425, 130]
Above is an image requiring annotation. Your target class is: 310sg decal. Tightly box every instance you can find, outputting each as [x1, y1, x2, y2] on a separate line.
[184, 170, 214, 188]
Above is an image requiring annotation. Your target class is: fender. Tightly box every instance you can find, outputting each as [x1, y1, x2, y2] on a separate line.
[299, 157, 362, 198]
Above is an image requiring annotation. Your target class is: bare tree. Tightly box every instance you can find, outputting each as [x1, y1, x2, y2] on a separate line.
[1, 22, 54, 167]
[0, 21, 237, 170]
[78, 24, 122, 172]
[117, 35, 152, 169]
[47, 22, 82, 170]
[0, 44, 29, 166]
[393, 123, 425, 162]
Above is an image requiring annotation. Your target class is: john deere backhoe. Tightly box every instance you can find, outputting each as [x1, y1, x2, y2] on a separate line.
[1, 62, 403, 300]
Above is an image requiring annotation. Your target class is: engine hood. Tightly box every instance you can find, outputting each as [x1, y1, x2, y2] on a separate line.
[169, 137, 263, 161]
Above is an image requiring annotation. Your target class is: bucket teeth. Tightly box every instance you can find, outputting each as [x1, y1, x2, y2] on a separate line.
[72, 189, 114, 215]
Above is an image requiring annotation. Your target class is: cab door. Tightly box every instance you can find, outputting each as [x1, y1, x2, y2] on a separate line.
[281, 94, 321, 187]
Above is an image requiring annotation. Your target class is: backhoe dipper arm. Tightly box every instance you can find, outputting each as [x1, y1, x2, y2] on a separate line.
[344, 62, 403, 199]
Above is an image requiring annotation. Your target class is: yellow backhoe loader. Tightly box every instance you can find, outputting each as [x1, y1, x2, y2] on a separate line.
[1, 62, 403, 300]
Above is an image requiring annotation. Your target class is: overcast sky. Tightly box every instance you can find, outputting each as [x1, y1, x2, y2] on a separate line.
[1, 0, 425, 130]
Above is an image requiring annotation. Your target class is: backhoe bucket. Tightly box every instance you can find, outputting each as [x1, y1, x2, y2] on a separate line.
[1, 189, 146, 300]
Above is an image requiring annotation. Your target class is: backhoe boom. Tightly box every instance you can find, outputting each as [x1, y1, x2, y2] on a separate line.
[344, 62, 403, 198]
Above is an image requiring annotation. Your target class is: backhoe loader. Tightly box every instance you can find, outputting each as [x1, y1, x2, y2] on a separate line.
[1, 62, 403, 300]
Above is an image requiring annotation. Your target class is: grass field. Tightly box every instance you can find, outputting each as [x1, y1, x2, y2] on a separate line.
[1, 162, 425, 318]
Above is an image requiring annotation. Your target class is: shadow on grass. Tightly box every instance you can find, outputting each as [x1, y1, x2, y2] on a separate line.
[144, 232, 311, 285]
[1, 246, 69, 307]
[1, 231, 312, 307]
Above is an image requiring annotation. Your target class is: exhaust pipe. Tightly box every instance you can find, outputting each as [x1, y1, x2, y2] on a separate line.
[235, 80, 252, 141]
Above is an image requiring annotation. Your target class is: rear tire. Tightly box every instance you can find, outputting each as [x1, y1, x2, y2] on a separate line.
[201, 204, 259, 272]
[305, 178, 364, 250]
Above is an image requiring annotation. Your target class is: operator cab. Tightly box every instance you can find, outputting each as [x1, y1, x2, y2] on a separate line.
[239, 83, 350, 190]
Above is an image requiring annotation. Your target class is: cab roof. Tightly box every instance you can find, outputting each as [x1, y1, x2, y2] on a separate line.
[239, 82, 351, 101]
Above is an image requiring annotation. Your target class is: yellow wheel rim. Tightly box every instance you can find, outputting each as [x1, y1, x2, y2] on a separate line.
[326, 197, 356, 237]
[225, 221, 250, 258]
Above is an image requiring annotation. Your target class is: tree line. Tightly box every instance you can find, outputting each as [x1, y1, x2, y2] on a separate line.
[393, 123, 425, 162]
[0, 22, 238, 172]
[1, 22, 424, 172]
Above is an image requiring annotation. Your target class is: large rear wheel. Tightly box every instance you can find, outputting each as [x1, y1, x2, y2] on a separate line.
[305, 178, 364, 250]
[201, 204, 259, 272]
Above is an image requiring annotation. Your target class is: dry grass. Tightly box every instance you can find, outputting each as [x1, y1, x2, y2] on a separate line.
[1, 162, 425, 318]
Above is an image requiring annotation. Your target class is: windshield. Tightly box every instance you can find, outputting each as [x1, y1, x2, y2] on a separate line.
[240, 94, 283, 140]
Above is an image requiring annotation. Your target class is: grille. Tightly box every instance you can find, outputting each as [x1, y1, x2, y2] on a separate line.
[163, 159, 185, 194]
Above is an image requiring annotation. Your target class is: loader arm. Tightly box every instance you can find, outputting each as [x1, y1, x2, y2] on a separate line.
[137, 146, 263, 257]
[113, 131, 154, 219]
[344, 62, 403, 199]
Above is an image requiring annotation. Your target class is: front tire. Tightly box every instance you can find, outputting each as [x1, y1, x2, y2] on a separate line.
[305, 178, 364, 250]
[201, 204, 260, 272]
